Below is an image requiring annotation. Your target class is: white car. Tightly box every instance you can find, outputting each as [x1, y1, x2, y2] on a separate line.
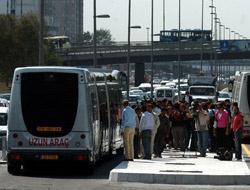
[0, 98, 9, 107]
[218, 92, 231, 102]
[0, 107, 8, 135]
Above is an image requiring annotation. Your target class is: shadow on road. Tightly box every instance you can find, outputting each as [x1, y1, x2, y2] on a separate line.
[20, 154, 124, 180]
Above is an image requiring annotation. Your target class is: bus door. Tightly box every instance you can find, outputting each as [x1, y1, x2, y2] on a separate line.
[97, 84, 109, 154]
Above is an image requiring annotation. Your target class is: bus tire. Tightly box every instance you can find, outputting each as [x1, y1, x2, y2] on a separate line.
[7, 163, 21, 175]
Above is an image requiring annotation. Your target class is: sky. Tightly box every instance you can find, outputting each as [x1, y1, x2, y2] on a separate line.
[84, 0, 250, 41]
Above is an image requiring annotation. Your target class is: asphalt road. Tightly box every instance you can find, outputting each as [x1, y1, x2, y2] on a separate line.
[0, 138, 250, 190]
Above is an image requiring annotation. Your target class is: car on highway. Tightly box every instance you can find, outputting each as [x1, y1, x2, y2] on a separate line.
[129, 94, 141, 105]
[218, 91, 231, 102]
[0, 98, 9, 107]
[0, 107, 8, 136]
[0, 93, 11, 101]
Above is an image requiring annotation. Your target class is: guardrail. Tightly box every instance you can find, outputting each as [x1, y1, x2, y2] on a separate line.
[57, 41, 220, 56]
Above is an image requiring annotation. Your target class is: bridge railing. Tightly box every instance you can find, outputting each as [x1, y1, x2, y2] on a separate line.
[58, 41, 220, 55]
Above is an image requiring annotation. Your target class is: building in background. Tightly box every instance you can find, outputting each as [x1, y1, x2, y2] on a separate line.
[44, 0, 83, 43]
[0, 0, 83, 43]
[0, 0, 10, 14]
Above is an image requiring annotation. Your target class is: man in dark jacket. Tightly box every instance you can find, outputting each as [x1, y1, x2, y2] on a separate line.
[153, 108, 170, 158]
[182, 91, 193, 104]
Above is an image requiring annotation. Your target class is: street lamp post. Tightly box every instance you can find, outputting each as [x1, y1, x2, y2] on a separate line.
[209, 1, 214, 75]
[178, 0, 181, 100]
[163, 0, 166, 31]
[151, 0, 154, 98]
[226, 27, 231, 40]
[93, 0, 110, 68]
[126, 0, 141, 100]
[215, 19, 221, 40]
[231, 30, 236, 39]
[39, 0, 44, 66]
[220, 25, 225, 40]
[200, 0, 204, 73]
[235, 33, 239, 39]
[146, 27, 150, 45]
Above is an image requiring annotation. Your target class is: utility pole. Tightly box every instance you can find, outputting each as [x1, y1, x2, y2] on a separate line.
[39, 0, 44, 66]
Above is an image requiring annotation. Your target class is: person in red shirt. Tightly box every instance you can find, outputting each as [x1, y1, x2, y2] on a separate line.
[232, 106, 244, 160]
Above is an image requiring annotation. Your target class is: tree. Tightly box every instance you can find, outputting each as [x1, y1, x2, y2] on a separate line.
[0, 13, 62, 88]
[79, 28, 114, 45]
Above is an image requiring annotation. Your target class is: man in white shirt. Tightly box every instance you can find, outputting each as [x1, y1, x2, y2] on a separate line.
[139, 105, 154, 160]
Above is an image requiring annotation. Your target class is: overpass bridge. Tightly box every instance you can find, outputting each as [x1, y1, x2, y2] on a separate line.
[59, 41, 250, 85]
[60, 41, 250, 66]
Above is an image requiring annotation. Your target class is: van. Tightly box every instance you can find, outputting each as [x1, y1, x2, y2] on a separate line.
[155, 87, 176, 103]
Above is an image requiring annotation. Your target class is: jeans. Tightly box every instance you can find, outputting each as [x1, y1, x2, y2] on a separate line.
[142, 130, 152, 159]
[234, 129, 243, 159]
[197, 130, 209, 156]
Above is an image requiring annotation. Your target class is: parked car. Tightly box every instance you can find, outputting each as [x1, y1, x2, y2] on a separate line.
[0, 93, 10, 103]
[0, 107, 8, 135]
[129, 95, 141, 105]
[0, 98, 9, 107]
[218, 91, 231, 102]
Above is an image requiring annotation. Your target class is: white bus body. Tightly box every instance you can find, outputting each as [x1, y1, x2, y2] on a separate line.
[232, 71, 250, 137]
[7, 67, 126, 174]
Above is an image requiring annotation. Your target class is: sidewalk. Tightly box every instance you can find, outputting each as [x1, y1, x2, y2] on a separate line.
[109, 150, 250, 185]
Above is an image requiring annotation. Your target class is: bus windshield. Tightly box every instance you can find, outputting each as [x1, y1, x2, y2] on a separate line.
[190, 87, 215, 96]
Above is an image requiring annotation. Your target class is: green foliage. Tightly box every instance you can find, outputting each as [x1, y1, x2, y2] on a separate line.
[79, 28, 114, 45]
[0, 13, 62, 88]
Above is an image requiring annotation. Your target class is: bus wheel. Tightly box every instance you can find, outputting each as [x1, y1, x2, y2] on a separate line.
[7, 163, 21, 175]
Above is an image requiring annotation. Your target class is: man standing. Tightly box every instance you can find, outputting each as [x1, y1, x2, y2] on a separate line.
[182, 91, 193, 104]
[121, 100, 136, 161]
[232, 106, 244, 160]
[148, 104, 160, 155]
[154, 108, 170, 158]
[139, 106, 154, 160]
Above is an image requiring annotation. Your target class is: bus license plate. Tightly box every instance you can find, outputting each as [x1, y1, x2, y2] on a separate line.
[41, 155, 59, 160]
[37, 127, 62, 132]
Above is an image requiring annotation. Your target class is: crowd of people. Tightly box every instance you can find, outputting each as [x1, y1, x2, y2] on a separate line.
[121, 92, 244, 161]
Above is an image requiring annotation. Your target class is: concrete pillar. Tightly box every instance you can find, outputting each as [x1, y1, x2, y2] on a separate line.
[134, 62, 145, 87]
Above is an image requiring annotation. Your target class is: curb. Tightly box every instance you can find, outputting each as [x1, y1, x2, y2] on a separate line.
[109, 171, 250, 185]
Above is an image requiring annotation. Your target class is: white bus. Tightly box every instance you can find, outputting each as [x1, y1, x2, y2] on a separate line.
[7, 67, 126, 175]
[232, 71, 250, 137]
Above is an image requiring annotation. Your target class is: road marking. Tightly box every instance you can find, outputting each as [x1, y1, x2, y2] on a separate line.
[242, 144, 250, 158]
